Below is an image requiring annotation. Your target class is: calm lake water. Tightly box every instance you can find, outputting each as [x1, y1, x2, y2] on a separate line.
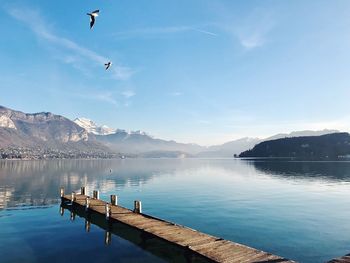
[0, 159, 350, 263]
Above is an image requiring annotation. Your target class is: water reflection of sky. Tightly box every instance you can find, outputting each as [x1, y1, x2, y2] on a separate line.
[0, 159, 350, 262]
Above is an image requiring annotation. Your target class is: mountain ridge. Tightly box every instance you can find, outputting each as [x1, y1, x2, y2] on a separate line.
[195, 130, 339, 158]
[95, 130, 204, 155]
[73, 116, 340, 157]
[0, 106, 115, 159]
[0, 105, 343, 159]
[239, 133, 350, 160]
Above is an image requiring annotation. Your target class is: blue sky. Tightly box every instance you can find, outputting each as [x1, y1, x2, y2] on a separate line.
[1, 0, 350, 145]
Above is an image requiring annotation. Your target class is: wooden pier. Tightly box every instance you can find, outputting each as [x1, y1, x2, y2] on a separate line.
[60, 187, 294, 263]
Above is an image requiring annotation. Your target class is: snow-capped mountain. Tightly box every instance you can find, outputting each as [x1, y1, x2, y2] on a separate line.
[74, 118, 202, 155]
[0, 105, 342, 159]
[0, 105, 114, 156]
[129, 130, 148, 136]
[74, 118, 116, 135]
[74, 117, 151, 137]
[0, 115, 16, 129]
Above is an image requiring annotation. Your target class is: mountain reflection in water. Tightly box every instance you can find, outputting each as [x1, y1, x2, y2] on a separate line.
[0, 159, 350, 263]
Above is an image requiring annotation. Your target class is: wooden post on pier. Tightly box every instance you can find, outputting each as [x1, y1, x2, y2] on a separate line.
[134, 200, 142, 213]
[105, 203, 111, 219]
[60, 187, 64, 198]
[110, 195, 117, 206]
[93, 190, 99, 199]
[60, 192, 295, 263]
[71, 192, 76, 203]
[85, 197, 90, 211]
[81, 186, 86, 195]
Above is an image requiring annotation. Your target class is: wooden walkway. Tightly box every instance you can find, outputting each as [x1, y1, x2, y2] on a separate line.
[328, 254, 350, 263]
[61, 191, 294, 263]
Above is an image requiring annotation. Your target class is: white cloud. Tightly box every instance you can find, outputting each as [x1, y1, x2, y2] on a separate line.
[238, 12, 275, 50]
[234, 21, 274, 50]
[214, 7, 275, 50]
[98, 93, 117, 105]
[238, 33, 266, 49]
[121, 90, 135, 98]
[193, 28, 218, 37]
[111, 66, 134, 81]
[114, 25, 217, 38]
[8, 7, 133, 80]
[73, 91, 118, 106]
[169, 91, 183, 96]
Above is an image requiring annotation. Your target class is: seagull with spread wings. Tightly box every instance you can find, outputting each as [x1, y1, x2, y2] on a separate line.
[105, 62, 112, 70]
[87, 10, 99, 29]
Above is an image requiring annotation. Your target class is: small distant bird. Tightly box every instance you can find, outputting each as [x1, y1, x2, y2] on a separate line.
[105, 62, 112, 70]
[87, 10, 99, 29]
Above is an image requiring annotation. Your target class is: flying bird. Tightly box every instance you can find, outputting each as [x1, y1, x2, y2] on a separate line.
[87, 10, 99, 29]
[105, 62, 112, 70]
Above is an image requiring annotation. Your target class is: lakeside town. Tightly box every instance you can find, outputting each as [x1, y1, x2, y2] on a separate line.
[0, 147, 120, 160]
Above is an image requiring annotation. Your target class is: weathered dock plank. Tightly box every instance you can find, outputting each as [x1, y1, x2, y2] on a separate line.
[62, 192, 295, 263]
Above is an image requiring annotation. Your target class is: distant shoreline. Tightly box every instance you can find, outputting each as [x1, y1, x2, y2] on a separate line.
[2, 156, 350, 162]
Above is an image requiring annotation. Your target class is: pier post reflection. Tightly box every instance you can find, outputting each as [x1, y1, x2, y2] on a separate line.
[59, 206, 64, 216]
[105, 229, 112, 245]
[70, 211, 76, 221]
[85, 219, 91, 232]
